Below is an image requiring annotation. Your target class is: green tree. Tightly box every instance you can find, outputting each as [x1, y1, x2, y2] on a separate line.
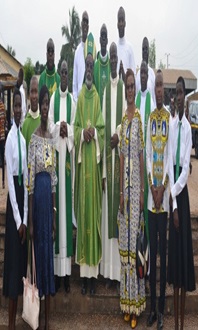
[24, 58, 34, 95]
[149, 39, 156, 69]
[58, 6, 81, 92]
[158, 60, 166, 70]
[7, 45, 16, 57]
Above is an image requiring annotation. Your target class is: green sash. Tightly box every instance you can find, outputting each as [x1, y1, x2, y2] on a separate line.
[136, 90, 151, 242]
[54, 89, 73, 256]
[106, 79, 123, 238]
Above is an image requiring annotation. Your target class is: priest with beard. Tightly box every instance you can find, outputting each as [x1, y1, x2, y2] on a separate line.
[74, 53, 104, 295]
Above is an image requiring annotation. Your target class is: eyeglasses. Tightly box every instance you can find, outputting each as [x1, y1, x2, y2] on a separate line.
[47, 47, 54, 55]
[86, 62, 93, 70]
[61, 69, 67, 75]
[126, 83, 135, 91]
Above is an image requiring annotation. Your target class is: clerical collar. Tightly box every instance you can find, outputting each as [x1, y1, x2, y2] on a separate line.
[46, 65, 55, 76]
[29, 108, 39, 119]
[100, 52, 108, 62]
[141, 89, 148, 97]
[118, 36, 126, 45]
[110, 75, 119, 87]
[59, 86, 68, 97]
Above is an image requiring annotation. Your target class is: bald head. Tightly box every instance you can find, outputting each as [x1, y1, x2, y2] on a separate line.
[155, 70, 164, 109]
[47, 38, 54, 51]
[29, 75, 39, 112]
[82, 11, 89, 21]
[110, 42, 118, 79]
[30, 75, 38, 88]
[60, 60, 68, 92]
[46, 38, 55, 71]
[140, 60, 148, 92]
[81, 11, 89, 42]
[100, 24, 108, 56]
[117, 6, 125, 20]
[117, 6, 126, 38]
[110, 42, 117, 55]
[142, 37, 149, 64]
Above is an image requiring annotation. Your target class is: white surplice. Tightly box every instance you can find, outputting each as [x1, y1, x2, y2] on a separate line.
[48, 87, 76, 276]
[100, 76, 126, 281]
[72, 41, 85, 103]
[117, 37, 136, 75]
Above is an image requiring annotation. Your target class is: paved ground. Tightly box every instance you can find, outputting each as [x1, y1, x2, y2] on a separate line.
[0, 152, 198, 329]
[0, 308, 198, 330]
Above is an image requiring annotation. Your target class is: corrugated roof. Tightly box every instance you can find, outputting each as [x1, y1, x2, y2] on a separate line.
[154, 68, 197, 84]
[0, 57, 18, 78]
[0, 44, 22, 67]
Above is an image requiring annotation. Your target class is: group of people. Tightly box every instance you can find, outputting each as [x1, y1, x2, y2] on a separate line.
[2, 5, 196, 330]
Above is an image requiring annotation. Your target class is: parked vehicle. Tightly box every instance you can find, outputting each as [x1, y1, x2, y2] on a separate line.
[189, 101, 198, 158]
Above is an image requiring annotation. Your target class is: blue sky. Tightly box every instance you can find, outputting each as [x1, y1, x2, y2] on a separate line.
[1, 0, 198, 79]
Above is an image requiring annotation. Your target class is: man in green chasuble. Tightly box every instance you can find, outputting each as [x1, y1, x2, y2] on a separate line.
[94, 24, 110, 109]
[74, 53, 104, 295]
[39, 38, 60, 98]
[100, 42, 125, 289]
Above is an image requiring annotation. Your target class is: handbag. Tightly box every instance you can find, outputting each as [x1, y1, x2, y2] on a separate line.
[22, 241, 40, 330]
[136, 212, 149, 279]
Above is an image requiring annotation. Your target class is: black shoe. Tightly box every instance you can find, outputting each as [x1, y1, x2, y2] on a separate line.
[105, 279, 113, 289]
[90, 277, 96, 295]
[116, 281, 120, 295]
[55, 275, 61, 292]
[81, 277, 87, 295]
[147, 311, 157, 327]
[64, 275, 70, 293]
[157, 312, 163, 329]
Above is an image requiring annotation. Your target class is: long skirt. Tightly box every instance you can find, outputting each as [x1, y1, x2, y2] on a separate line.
[167, 166, 195, 292]
[33, 172, 55, 297]
[3, 176, 27, 299]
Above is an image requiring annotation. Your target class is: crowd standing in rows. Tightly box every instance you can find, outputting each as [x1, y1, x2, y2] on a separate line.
[2, 5, 196, 330]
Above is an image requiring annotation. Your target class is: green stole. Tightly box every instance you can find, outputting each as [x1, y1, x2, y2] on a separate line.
[106, 79, 123, 238]
[54, 89, 73, 257]
[96, 54, 110, 108]
[136, 90, 151, 242]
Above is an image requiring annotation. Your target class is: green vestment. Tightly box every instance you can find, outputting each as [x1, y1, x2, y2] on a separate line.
[105, 79, 123, 238]
[74, 84, 105, 266]
[22, 113, 40, 154]
[94, 53, 110, 109]
[39, 66, 60, 97]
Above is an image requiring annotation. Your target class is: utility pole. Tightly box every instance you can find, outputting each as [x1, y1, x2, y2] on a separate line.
[165, 53, 170, 69]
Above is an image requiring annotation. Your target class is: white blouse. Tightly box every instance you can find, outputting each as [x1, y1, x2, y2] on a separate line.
[169, 114, 192, 210]
[5, 120, 28, 229]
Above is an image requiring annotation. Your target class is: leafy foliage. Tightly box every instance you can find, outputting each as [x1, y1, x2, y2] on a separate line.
[7, 45, 16, 57]
[158, 59, 166, 70]
[58, 6, 81, 92]
[149, 39, 156, 69]
[24, 58, 34, 95]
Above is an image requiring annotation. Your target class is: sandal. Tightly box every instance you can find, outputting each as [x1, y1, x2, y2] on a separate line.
[124, 313, 130, 322]
[131, 314, 137, 329]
